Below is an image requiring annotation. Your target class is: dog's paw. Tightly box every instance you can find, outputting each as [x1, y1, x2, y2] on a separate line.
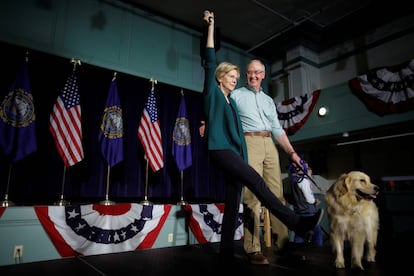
[334, 260, 345, 269]
[351, 261, 364, 270]
[365, 253, 376, 263]
[366, 257, 376, 263]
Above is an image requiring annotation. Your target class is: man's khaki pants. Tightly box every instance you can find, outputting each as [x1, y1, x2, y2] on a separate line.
[243, 135, 289, 254]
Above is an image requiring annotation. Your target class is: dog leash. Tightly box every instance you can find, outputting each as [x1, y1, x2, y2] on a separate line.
[288, 160, 323, 192]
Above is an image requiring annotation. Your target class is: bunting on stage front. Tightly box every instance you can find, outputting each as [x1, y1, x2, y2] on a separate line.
[172, 93, 192, 171]
[49, 71, 84, 167]
[99, 76, 124, 167]
[276, 90, 321, 135]
[34, 204, 172, 257]
[349, 59, 414, 116]
[183, 203, 243, 243]
[137, 86, 164, 172]
[0, 57, 37, 163]
[0, 207, 6, 218]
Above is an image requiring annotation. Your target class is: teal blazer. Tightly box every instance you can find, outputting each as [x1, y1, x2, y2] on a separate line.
[202, 47, 248, 162]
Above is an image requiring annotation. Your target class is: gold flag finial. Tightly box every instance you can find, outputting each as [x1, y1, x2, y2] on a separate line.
[150, 77, 158, 88]
[70, 58, 81, 71]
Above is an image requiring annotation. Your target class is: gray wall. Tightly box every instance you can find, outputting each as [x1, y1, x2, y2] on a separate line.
[0, 0, 262, 93]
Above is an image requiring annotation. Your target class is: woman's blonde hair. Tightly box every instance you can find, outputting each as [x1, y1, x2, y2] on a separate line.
[215, 62, 240, 84]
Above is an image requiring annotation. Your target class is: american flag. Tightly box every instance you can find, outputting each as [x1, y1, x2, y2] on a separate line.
[137, 86, 164, 172]
[49, 71, 84, 167]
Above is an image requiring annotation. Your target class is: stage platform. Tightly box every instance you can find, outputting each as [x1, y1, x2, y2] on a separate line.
[0, 238, 409, 276]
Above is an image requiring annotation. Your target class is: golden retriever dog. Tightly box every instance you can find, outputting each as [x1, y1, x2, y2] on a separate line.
[325, 171, 380, 270]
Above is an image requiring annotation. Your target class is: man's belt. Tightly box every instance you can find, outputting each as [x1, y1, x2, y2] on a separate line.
[244, 131, 271, 137]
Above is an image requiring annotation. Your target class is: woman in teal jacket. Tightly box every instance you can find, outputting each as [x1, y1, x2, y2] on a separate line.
[201, 11, 323, 262]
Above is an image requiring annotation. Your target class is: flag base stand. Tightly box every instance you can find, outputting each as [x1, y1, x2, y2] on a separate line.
[100, 199, 115, 206]
[54, 194, 70, 206]
[140, 199, 153, 206]
[1, 199, 14, 207]
[54, 199, 70, 206]
[177, 199, 187, 206]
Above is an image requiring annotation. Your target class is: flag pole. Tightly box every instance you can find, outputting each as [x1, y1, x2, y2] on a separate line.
[51, 58, 83, 206]
[100, 164, 115, 205]
[177, 170, 187, 205]
[175, 88, 189, 205]
[98, 71, 121, 205]
[140, 159, 152, 205]
[1, 164, 15, 207]
[139, 78, 158, 206]
[55, 165, 70, 206]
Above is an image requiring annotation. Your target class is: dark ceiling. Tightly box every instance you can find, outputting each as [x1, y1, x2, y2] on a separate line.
[119, 0, 414, 63]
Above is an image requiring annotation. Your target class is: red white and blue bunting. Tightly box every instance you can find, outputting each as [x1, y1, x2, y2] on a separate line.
[276, 90, 321, 135]
[183, 203, 243, 243]
[349, 59, 414, 116]
[34, 203, 171, 257]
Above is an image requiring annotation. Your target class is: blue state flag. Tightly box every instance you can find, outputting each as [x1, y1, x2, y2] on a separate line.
[0, 57, 37, 163]
[98, 75, 124, 167]
[172, 93, 192, 171]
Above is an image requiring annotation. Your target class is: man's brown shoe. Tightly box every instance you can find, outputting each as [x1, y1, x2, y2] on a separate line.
[247, 252, 269, 265]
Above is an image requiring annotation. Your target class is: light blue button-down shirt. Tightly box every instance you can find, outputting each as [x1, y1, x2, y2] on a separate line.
[231, 85, 285, 138]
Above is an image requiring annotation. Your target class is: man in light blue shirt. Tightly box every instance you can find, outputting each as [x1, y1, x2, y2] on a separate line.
[231, 59, 302, 265]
